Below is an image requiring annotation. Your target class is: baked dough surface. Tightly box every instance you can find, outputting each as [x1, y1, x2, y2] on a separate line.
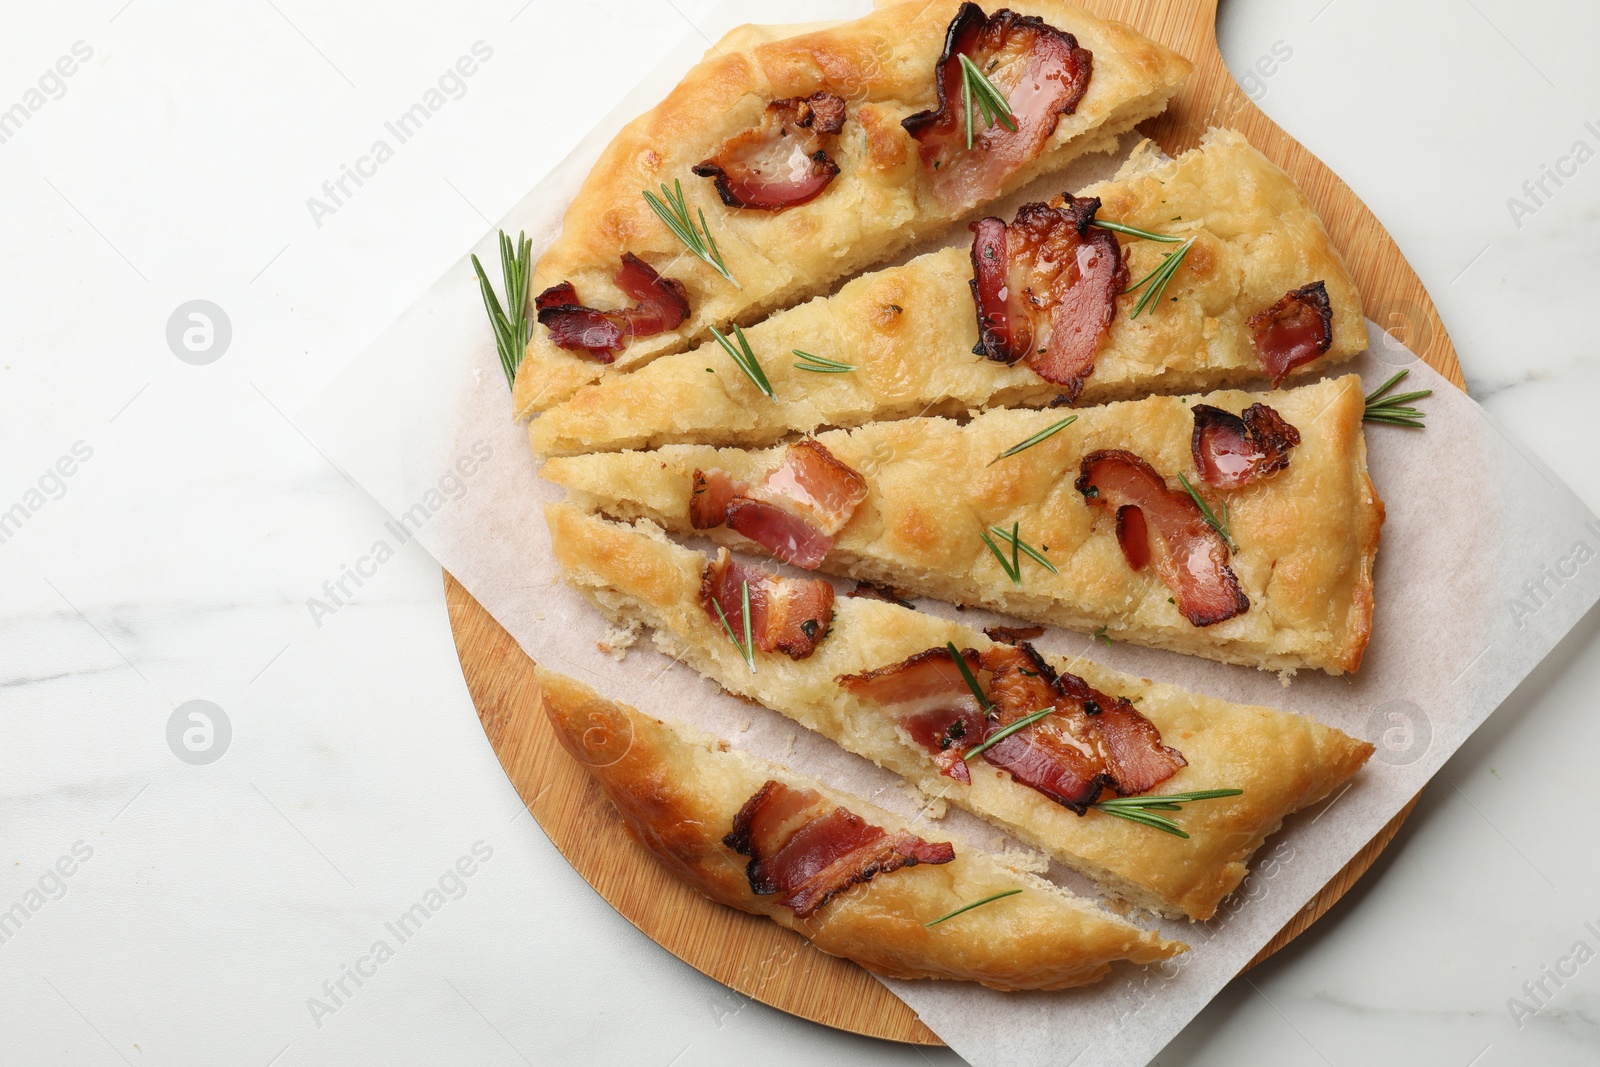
[543, 375, 1383, 674]
[538, 664, 1183, 988]
[545, 504, 1374, 919]
[530, 128, 1365, 457]
[512, 0, 1190, 416]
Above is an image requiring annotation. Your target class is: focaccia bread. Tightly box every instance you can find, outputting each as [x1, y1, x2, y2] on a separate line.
[539, 665, 1183, 988]
[513, 0, 1190, 416]
[530, 128, 1364, 457]
[543, 375, 1383, 674]
[546, 504, 1375, 919]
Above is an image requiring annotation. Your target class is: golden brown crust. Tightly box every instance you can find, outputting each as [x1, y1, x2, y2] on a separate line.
[544, 375, 1383, 675]
[544, 504, 1375, 919]
[512, 0, 1190, 415]
[528, 129, 1362, 456]
[537, 665, 1183, 988]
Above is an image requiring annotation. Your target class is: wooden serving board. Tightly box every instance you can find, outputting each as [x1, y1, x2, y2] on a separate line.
[447, 0, 1459, 1047]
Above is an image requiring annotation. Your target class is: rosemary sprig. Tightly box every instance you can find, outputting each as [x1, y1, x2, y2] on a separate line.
[712, 580, 757, 673]
[958, 53, 1017, 150]
[642, 179, 740, 289]
[945, 640, 991, 713]
[1092, 625, 1112, 647]
[924, 888, 1023, 927]
[1090, 219, 1185, 244]
[709, 324, 774, 397]
[989, 415, 1078, 465]
[470, 229, 534, 390]
[988, 524, 1058, 574]
[1123, 236, 1196, 319]
[1093, 788, 1243, 838]
[792, 349, 855, 374]
[979, 522, 1024, 585]
[1177, 471, 1236, 552]
[964, 708, 1055, 761]
[1364, 369, 1432, 428]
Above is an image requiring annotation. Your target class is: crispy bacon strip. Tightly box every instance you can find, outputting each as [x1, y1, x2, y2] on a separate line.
[1076, 450, 1249, 627]
[534, 254, 690, 359]
[903, 4, 1093, 211]
[1248, 280, 1332, 385]
[724, 780, 955, 918]
[689, 439, 868, 570]
[693, 92, 847, 211]
[969, 196, 1127, 402]
[840, 643, 1185, 811]
[700, 549, 834, 659]
[1191, 403, 1302, 489]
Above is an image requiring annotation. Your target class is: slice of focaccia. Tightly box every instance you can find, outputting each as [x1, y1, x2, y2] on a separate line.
[539, 665, 1183, 988]
[543, 375, 1383, 674]
[530, 128, 1364, 457]
[513, 0, 1190, 416]
[545, 504, 1375, 920]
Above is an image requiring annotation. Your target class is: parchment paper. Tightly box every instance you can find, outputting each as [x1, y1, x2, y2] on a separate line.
[299, 4, 1600, 1063]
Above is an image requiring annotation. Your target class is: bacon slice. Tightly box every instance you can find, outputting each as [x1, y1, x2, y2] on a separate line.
[700, 549, 834, 659]
[983, 624, 1046, 644]
[1191, 403, 1302, 489]
[1114, 504, 1150, 571]
[1248, 280, 1332, 385]
[841, 643, 1185, 812]
[969, 196, 1126, 402]
[903, 4, 1093, 211]
[693, 92, 847, 211]
[724, 780, 955, 918]
[534, 254, 690, 359]
[688, 439, 868, 570]
[1075, 450, 1249, 627]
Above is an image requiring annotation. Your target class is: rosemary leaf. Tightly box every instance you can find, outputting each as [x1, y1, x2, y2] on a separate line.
[988, 525, 1058, 574]
[964, 707, 1055, 761]
[1123, 236, 1195, 319]
[712, 580, 757, 673]
[642, 179, 740, 289]
[924, 888, 1023, 927]
[1090, 219, 1186, 243]
[470, 229, 533, 390]
[792, 349, 856, 373]
[1177, 471, 1237, 552]
[710, 324, 774, 398]
[1093, 788, 1243, 838]
[957, 53, 1016, 150]
[1364, 369, 1432, 428]
[945, 640, 991, 713]
[979, 525, 1022, 585]
[989, 415, 1078, 465]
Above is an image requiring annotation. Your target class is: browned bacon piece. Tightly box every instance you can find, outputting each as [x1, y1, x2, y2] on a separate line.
[723, 780, 955, 917]
[534, 254, 690, 359]
[1248, 280, 1332, 385]
[689, 439, 868, 570]
[1191, 403, 1302, 489]
[693, 92, 848, 211]
[700, 549, 834, 659]
[903, 4, 1093, 211]
[1076, 449, 1249, 627]
[969, 196, 1126, 402]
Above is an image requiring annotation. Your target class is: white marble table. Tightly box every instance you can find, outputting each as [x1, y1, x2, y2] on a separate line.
[2, 1, 1596, 1064]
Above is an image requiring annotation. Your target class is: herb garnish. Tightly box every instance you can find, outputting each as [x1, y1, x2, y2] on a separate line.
[987, 524, 1058, 575]
[709, 324, 774, 397]
[958, 53, 1017, 150]
[989, 415, 1078, 465]
[1177, 471, 1236, 552]
[1093, 788, 1243, 838]
[945, 640, 991, 713]
[964, 707, 1054, 761]
[1092, 625, 1112, 647]
[642, 179, 739, 289]
[470, 229, 534, 390]
[979, 522, 1027, 585]
[1123, 236, 1196, 319]
[1090, 219, 1186, 244]
[924, 888, 1022, 927]
[1364, 369, 1432, 428]
[792, 349, 855, 374]
[711, 579, 757, 673]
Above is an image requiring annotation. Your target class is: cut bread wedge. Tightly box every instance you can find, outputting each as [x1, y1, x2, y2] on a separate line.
[539, 665, 1183, 988]
[530, 128, 1364, 457]
[543, 374, 1383, 674]
[513, 0, 1190, 416]
[545, 504, 1375, 920]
